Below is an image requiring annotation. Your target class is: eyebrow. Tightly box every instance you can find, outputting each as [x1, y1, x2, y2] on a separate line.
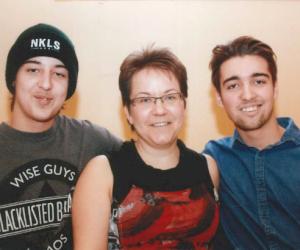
[222, 72, 270, 85]
[252, 73, 270, 78]
[133, 89, 180, 97]
[222, 76, 239, 85]
[165, 88, 180, 94]
[23, 60, 41, 65]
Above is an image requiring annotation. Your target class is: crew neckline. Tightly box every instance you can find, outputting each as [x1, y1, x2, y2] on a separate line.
[128, 139, 185, 173]
[0, 117, 58, 142]
[119, 140, 194, 191]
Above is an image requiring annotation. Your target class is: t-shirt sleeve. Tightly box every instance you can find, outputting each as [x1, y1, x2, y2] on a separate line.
[83, 120, 123, 155]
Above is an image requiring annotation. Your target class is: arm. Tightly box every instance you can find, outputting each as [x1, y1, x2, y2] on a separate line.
[203, 154, 220, 190]
[72, 155, 113, 250]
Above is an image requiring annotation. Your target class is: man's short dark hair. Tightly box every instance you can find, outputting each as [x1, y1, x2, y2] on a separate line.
[209, 36, 277, 93]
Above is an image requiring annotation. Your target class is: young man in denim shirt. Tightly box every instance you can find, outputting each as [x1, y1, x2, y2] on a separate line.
[204, 36, 300, 249]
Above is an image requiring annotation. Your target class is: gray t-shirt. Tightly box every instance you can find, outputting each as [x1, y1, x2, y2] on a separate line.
[0, 115, 121, 250]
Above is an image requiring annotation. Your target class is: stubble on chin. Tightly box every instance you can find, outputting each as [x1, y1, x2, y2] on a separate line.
[233, 108, 274, 132]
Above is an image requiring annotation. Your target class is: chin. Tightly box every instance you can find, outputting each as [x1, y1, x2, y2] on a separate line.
[31, 113, 57, 123]
[151, 137, 177, 147]
[235, 119, 266, 131]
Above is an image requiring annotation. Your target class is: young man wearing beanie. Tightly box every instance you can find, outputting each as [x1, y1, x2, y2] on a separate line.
[204, 36, 300, 249]
[0, 23, 121, 250]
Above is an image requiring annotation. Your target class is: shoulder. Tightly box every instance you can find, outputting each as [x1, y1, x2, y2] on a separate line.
[103, 141, 134, 202]
[0, 122, 5, 130]
[203, 137, 233, 156]
[279, 117, 300, 139]
[0, 123, 9, 136]
[105, 141, 131, 173]
[206, 137, 233, 147]
[57, 115, 122, 150]
[179, 140, 207, 163]
[179, 141, 213, 181]
[80, 155, 111, 180]
[76, 155, 113, 198]
[56, 115, 107, 133]
[179, 142, 219, 195]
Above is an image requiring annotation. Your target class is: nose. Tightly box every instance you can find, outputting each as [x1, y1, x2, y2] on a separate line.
[153, 98, 167, 115]
[240, 83, 255, 100]
[37, 71, 52, 90]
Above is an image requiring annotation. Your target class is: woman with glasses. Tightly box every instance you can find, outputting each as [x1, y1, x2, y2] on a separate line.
[72, 47, 220, 249]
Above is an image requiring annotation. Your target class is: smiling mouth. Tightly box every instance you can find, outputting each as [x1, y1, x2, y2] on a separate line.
[151, 122, 170, 127]
[241, 105, 262, 113]
[35, 96, 53, 104]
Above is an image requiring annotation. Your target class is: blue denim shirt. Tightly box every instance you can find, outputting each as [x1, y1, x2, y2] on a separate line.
[204, 117, 300, 250]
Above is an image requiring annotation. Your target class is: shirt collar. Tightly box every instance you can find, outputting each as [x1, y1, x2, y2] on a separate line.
[231, 117, 300, 148]
[278, 117, 300, 145]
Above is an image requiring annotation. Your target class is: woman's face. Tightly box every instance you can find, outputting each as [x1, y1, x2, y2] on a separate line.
[125, 68, 185, 149]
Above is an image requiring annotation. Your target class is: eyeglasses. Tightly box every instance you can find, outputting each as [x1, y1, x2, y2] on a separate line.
[130, 92, 184, 108]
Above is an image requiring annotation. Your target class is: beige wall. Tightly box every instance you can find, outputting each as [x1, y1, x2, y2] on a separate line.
[1, 0, 300, 150]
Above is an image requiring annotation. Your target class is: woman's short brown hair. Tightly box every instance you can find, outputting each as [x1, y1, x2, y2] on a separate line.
[119, 46, 188, 108]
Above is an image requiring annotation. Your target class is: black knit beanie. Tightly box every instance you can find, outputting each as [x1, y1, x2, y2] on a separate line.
[5, 23, 79, 99]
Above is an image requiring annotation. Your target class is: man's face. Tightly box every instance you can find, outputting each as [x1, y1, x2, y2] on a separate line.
[218, 55, 277, 132]
[12, 56, 68, 131]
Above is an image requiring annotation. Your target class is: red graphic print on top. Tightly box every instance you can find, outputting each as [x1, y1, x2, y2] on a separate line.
[114, 184, 219, 250]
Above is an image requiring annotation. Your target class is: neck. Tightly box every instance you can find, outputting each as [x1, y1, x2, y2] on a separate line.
[135, 139, 180, 170]
[237, 117, 284, 150]
[10, 115, 55, 133]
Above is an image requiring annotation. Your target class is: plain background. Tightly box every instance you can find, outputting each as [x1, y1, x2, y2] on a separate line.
[1, 0, 300, 150]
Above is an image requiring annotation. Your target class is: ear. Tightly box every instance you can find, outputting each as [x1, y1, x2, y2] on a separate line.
[124, 106, 133, 125]
[216, 92, 224, 107]
[12, 81, 16, 91]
